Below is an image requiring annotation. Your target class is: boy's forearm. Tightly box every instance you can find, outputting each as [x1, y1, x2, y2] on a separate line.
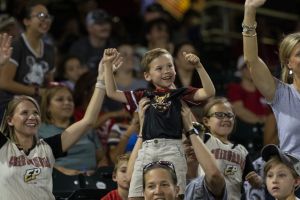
[196, 66, 216, 97]
[104, 61, 127, 103]
[104, 61, 116, 96]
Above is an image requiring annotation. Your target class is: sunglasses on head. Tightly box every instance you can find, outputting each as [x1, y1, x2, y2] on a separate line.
[208, 112, 235, 119]
[143, 161, 176, 174]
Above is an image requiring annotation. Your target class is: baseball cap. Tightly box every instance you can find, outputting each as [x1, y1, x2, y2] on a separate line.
[261, 144, 300, 176]
[86, 9, 111, 26]
[0, 14, 15, 30]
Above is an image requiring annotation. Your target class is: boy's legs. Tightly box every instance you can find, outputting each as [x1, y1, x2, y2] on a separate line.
[128, 139, 187, 197]
[155, 139, 187, 195]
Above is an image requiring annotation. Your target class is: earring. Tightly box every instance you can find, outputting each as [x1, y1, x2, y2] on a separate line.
[289, 69, 293, 75]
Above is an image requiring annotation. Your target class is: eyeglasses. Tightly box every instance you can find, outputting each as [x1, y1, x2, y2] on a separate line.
[31, 12, 53, 21]
[143, 161, 176, 174]
[208, 112, 235, 119]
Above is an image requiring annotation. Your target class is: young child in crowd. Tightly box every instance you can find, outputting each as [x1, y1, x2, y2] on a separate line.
[200, 97, 263, 199]
[55, 55, 87, 91]
[101, 154, 130, 200]
[104, 48, 215, 198]
[262, 144, 300, 200]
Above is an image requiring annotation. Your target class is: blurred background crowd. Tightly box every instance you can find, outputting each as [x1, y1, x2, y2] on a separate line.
[0, 0, 300, 199]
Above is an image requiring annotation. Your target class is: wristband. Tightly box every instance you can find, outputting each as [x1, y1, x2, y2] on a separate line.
[185, 128, 199, 138]
[95, 80, 105, 89]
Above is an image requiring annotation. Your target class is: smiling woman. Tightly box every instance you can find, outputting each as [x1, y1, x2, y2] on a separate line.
[143, 161, 179, 200]
[0, 1, 55, 120]
[0, 48, 108, 199]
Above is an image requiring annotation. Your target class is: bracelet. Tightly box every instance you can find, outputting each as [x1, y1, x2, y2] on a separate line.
[95, 80, 105, 89]
[242, 31, 257, 37]
[242, 21, 257, 34]
[137, 135, 143, 139]
[185, 128, 199, 138]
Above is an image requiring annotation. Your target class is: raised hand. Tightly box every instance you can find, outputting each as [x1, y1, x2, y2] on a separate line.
[245, 0, 266, 8]
[102, 48, 118, 64]
[0, 33, 13, 66]
[98, 48, 122, 81]
[183, 51, 201, 67]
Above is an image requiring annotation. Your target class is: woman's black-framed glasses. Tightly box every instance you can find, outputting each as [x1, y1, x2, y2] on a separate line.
[208, 112, 235, 120]
[31, 12, 53, 21]
[143, 161, 176, 174]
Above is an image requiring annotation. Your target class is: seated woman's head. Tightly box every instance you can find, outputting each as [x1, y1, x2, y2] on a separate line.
[143, 161, 179, 200]
[40, 84, 74, 124]
[262, 144, 300, 199]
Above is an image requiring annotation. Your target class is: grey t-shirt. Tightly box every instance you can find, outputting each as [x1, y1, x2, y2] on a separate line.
[185, 175, 227, 200]
[39, 123, 101, 171]
[270, 79, 300, 158]
[0, 33, 54, 118]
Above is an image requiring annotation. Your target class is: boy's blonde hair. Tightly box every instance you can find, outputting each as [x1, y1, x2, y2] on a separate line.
[264, 155, 299, 179]
[141, 48, 171, 72]
[113, 153, 130, 174]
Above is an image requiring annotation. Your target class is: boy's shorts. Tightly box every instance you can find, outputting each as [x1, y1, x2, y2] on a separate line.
[128, 138, 187, 198]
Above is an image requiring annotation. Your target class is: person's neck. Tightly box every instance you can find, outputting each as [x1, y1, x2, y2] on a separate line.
[51, 117, 71, 129]
[293, 76, 300, 93]
[89, 35, 106, 48]
[24, 31, 42, 54]
[117, 187, 128, 200]
[15, 133, 34, 151]
[213, 133, 229, 144]
[177, 67, 193, 87]
[277, 193, 296, 200]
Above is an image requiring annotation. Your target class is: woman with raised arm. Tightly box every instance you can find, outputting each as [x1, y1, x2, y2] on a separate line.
[0, 2, 55, 120]
[0, 49, 114, 200]
[243, 0, 300, 157]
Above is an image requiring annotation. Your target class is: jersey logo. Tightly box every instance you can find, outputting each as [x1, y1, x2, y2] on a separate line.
[152, 93, 171, 112]
[224, 164, 238, 176]
[24, 168, 41, 182]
